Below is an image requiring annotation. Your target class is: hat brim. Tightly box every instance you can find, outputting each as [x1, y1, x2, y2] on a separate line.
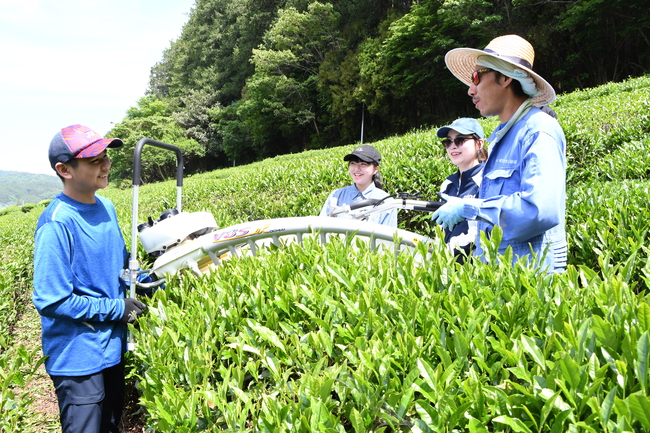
[343, 153, 379, 164]
[445, 48, 556, 106]
[76, 138, 124, 159]
[436, 126, 480, 138]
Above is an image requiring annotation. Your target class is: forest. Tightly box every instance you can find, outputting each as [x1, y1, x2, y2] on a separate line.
[105, 0, 650, 185]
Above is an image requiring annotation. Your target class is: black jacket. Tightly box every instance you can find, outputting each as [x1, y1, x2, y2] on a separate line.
[440, 163, 484, 261]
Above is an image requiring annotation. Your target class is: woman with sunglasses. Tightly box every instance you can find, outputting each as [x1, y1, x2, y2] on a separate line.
[434, 118, 487, 261]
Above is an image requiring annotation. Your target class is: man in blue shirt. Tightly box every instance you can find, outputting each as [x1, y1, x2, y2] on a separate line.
[432, 35, 567, 273]
[33, 124, 146, 433]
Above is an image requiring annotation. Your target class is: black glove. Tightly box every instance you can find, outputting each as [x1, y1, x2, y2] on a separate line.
[121, 298, 146, 324]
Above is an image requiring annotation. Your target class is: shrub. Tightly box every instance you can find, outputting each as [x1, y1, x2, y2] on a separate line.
[1, 75, 649, 432]
[20, 203, 36, 213]
[0, 206, 21, 217]
[131, 233, 650, 432]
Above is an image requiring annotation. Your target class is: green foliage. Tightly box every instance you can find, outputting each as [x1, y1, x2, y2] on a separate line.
[0, 210, 41, 430]
[0, 76, 650, 431]
[0, 207, 51, 432]
[131, 235, 650, 432]
[236, 2, 342, 154]
[556, 76, 650, 185]
[0, 170, 61, 210]
[147, 0, 288, 165]
[566, 180, 650, 292]
[0, 206, 21, 217]
[107, 96, 206, 184]
[20, 203, 36, 213]
[137, 0, 649, 166]
[356, 0, 493, 132]
[0, 210, 39, 332]
[554, 0, 650, 86]
[0, 344, 46, 432]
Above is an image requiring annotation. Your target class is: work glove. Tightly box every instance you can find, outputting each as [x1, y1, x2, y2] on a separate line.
[431, 193, 466, 231]
[122, 298, 146, 324]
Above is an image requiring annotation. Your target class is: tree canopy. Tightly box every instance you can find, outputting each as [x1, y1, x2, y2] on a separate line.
[107, 0, 650, 184]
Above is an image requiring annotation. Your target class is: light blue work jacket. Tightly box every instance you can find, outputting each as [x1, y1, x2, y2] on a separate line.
[320, 183, 397, 227]
[462, 106, 567, 273]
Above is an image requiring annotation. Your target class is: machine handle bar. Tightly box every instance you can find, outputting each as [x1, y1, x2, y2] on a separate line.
[132, 138, 184, 187]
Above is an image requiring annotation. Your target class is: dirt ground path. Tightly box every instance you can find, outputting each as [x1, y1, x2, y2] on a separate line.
[15, 304, 60, 432]
[16, 304, 145, 432]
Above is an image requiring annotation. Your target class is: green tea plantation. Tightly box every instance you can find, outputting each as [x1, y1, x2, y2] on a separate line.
[2, 76, 650, 432]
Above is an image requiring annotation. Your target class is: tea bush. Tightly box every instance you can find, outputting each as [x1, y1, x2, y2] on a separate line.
[1, 75, 649, 431]
[554, 75, 650, 185]
[20, 203, 37, 213]
[0, 205, 21, 217]
[0, 210, 41, 431]
[566, 180, 650, 291]
[131, 233, 650, 432]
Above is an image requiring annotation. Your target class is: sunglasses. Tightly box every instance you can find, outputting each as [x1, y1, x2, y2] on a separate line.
[442, 135, 476, 148]
[471, 68, 493, 85]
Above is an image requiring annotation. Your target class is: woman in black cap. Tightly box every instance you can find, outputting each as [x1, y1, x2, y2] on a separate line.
[319, 144, 397, 227]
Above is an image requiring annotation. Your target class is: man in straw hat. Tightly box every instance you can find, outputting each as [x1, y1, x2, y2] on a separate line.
[431, 35, 567, 273]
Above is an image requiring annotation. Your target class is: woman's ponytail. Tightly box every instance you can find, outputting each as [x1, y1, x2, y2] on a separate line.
[478, 146, 489, 162]
[373, 168, 384, 189]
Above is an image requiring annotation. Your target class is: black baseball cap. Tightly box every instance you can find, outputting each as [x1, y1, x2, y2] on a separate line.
[343, 145, 381, 165]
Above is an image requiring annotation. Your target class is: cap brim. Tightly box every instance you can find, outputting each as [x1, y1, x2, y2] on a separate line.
[107, 138, 124, 148]
[445, 48, 556, 106]
[343, 153, 378, 164]
[436, 126, 478, 138]
[76, 138, 124, 159]
[436, 127, 451, 138]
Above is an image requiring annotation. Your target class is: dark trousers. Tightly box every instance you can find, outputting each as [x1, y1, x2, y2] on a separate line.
[51, 362, 125, 433]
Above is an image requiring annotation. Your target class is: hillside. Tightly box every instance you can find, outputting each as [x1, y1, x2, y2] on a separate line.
[103, 0, 650, 185]
[2, 75, 650, 432]
[0, 170, 61, 209]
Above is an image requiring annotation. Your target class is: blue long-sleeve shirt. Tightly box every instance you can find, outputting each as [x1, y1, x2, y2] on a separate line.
[33, 193, 129, 376]
[462, 106, 567, 272]
[320, 183, 398, 227]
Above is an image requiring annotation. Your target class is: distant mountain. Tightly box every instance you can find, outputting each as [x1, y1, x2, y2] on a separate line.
[0, 170, 62, 209]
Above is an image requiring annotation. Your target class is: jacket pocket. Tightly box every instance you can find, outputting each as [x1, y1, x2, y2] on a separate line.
[483, 168, 517, 196]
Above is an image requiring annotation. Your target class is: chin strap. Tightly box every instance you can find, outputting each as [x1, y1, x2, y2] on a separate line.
[492, 98, 534, 145]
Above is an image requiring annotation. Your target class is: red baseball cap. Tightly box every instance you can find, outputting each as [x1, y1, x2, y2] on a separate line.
[49, 124, 123, 170]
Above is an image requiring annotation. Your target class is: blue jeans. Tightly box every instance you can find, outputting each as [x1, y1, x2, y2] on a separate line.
[51, 361, 124, 433]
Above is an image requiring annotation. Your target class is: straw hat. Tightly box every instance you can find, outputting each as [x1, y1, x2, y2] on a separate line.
[445, 34, 556, 106]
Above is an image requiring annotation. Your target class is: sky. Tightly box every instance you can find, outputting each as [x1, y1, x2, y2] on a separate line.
[0, 0, 196, 176]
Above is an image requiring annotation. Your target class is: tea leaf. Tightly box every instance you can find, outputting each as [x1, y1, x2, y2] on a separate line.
[600, 386, 617, 430]
[637, 331, 649, 395]
[627, 392, 650, 430]
[349, 408, 364, 433]
[492, 415, 533, 433]
[248, 320, 287, 354]
[521, 335, 546, 370]
[640, 303, 650, 333]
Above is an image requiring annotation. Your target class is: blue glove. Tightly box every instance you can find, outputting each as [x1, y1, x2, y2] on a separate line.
[136, 271, 165, 296]
[431, 193, 465, 230]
